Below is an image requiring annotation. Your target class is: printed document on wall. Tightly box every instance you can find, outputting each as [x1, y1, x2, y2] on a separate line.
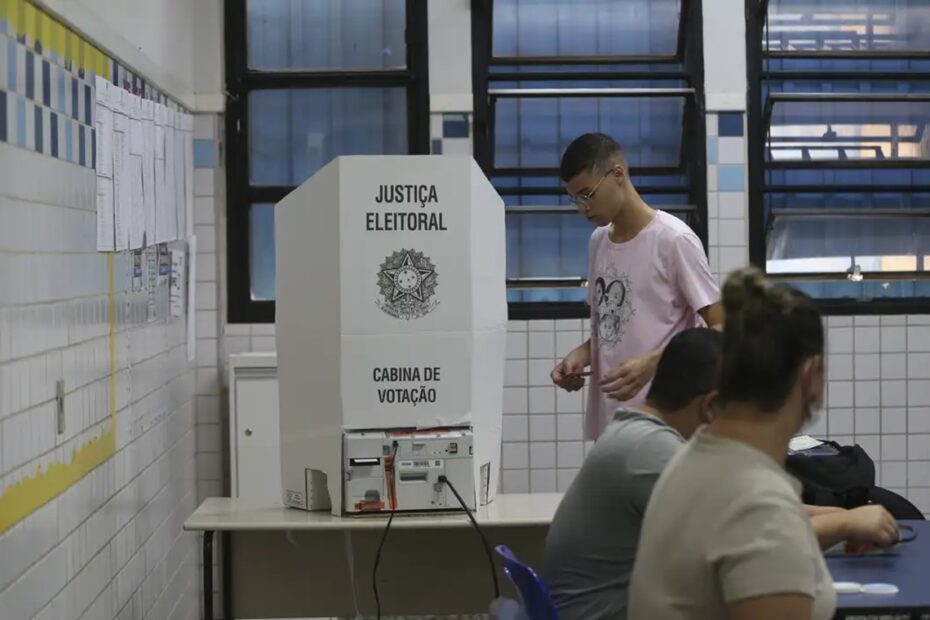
[163, 108, 179, 243]
[141, 100, 156, 247]
[94, 76, 115, 251]
[112, 107, 131, 252]
[128, 90, 145, 250]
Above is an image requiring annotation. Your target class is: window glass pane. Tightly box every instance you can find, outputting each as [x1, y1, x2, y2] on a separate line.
[766, 213, 930, 275]
[506, 213, 593, 280]
[249, 88, 407, 186]
[493, 0, 683, 57]
[494, 96, 686, 169]
[765, 0, 930, 53]
[767, 167, 930, 187]
[766, 192, 930, 210]
[250, 204, 276, 301]
[508, 288, 588, 303]
[247, 0, 406, 70]
[767, 96, 930, 163]
[783, 279, 930, 300]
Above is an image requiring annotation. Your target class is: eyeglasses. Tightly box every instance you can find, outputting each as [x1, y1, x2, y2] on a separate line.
[567, 168, 615, 207]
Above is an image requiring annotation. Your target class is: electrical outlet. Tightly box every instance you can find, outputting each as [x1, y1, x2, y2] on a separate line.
[56, 379, 65, 435]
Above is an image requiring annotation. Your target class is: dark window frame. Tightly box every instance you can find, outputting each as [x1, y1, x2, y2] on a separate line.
[225, 0, 431, 323]
[745, 0, 930, 314]
[471, 0, 708, 321]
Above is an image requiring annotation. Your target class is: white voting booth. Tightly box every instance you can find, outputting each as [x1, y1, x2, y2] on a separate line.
[276, 156, 506, 516]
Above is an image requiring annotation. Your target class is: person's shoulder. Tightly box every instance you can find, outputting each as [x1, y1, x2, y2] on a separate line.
[608, 411, 683, 452]
[654, 210, 699, 240]
[589, 225, 609, 243]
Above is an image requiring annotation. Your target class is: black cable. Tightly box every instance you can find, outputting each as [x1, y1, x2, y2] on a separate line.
[373, 441, 399, 620]
[439, 475, 501, 599]
[899, 524, 917, 544]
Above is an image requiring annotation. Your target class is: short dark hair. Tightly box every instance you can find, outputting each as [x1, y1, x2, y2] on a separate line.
[646, 328, 724, 412]
[559, 133, 625, 182]
[717, 267, 824, 412]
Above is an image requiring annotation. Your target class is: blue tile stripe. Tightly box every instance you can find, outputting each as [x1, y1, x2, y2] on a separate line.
[0, 25, 185, 170]
[193, 139, 216, 168]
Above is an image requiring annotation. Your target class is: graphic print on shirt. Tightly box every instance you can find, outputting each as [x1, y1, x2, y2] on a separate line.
[593, 265, 634, 347]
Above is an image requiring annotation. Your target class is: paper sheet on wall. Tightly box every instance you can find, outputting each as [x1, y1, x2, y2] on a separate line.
[173, 113, 185, 240]
[141, 100, 156, 247]
[94, 76, 115, 251]
[96, 177, 115, 251]
[112, 111, 131, 252]
[163, 109, 179, 243]
[132, 250, 144, 291]
[183, 115, 195, 239]
[170, 248, 185, 317]
[154, 104, 171, 244]
[186, 235, 197, 361]
[128, 91, 145, 250]
[146, 245, 158, 322]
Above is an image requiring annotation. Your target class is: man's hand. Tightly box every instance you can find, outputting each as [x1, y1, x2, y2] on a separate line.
[551, 345, 589, 392]
[843, 505, 900, 551]
[602, 351, 660, 401]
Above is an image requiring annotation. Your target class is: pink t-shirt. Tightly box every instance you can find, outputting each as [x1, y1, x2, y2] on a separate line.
[585, 211, 719, 439]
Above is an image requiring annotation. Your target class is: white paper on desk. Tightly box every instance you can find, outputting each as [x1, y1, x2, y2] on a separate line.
[170, 248, 185, 317]
[96, 176, 115, 251]
[141, 101, 156, 247]
[186, 235, 196, 361]
[112, 112, 131, 252]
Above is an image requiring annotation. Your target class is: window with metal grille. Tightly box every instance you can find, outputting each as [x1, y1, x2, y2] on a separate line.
[472, 0, 708, 320]
[225, 0, 430, 323]
[747, 0, 930, 311]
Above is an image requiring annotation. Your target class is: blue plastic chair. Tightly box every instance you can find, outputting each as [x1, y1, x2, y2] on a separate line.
[495, 545, 559, 620]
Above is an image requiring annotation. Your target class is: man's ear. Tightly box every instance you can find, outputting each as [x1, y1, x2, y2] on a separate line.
[699, 391, 718, 424]
[611, 165, 626, 186]
[801, 355, 825, 409]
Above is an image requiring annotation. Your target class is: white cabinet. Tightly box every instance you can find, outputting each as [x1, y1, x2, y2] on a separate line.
[229, 353, 281, 502]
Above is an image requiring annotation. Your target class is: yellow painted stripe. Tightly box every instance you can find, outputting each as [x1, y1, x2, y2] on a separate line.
[0, 0, 12, 25]
[22, 0, 34, 42]
[0, 255, 118, 535]
[39, 8, 50, 52]
[13, 0, 24, 38]
[50, 17, 65, 58]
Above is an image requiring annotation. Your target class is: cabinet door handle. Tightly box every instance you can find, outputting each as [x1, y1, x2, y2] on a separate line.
[244, 428, 253, 437]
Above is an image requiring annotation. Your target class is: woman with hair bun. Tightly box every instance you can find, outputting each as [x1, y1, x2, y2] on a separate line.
[628, 267, 899, 620]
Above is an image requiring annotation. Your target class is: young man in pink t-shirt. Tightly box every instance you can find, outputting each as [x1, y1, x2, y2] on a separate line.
[550, 133, 724, 439]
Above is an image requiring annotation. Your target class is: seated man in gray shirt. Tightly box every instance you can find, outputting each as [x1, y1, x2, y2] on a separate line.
[542, 327, 897, 620]
[542, 328, 721, 620]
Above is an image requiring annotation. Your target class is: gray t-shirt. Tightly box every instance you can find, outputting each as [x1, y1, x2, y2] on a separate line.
[542, 409, 684, 620]
[628, 429, 836, 620]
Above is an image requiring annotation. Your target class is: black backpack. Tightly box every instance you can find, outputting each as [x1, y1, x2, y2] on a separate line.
[785, 441, 874, 509]
[785, 440, 925, 520]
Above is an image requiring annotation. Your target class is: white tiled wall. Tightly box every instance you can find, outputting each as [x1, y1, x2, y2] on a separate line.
[0, 138, 198, 618]
[499, 313, 930, 514]
[191, 113, 224, 616]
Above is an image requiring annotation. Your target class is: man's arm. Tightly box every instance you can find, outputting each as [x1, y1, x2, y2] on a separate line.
[809, 505, 899, 550]
[805, 505, 844, 518]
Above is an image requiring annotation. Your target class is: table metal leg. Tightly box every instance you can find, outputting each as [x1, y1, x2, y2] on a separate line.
[203, 530, 214, 620]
